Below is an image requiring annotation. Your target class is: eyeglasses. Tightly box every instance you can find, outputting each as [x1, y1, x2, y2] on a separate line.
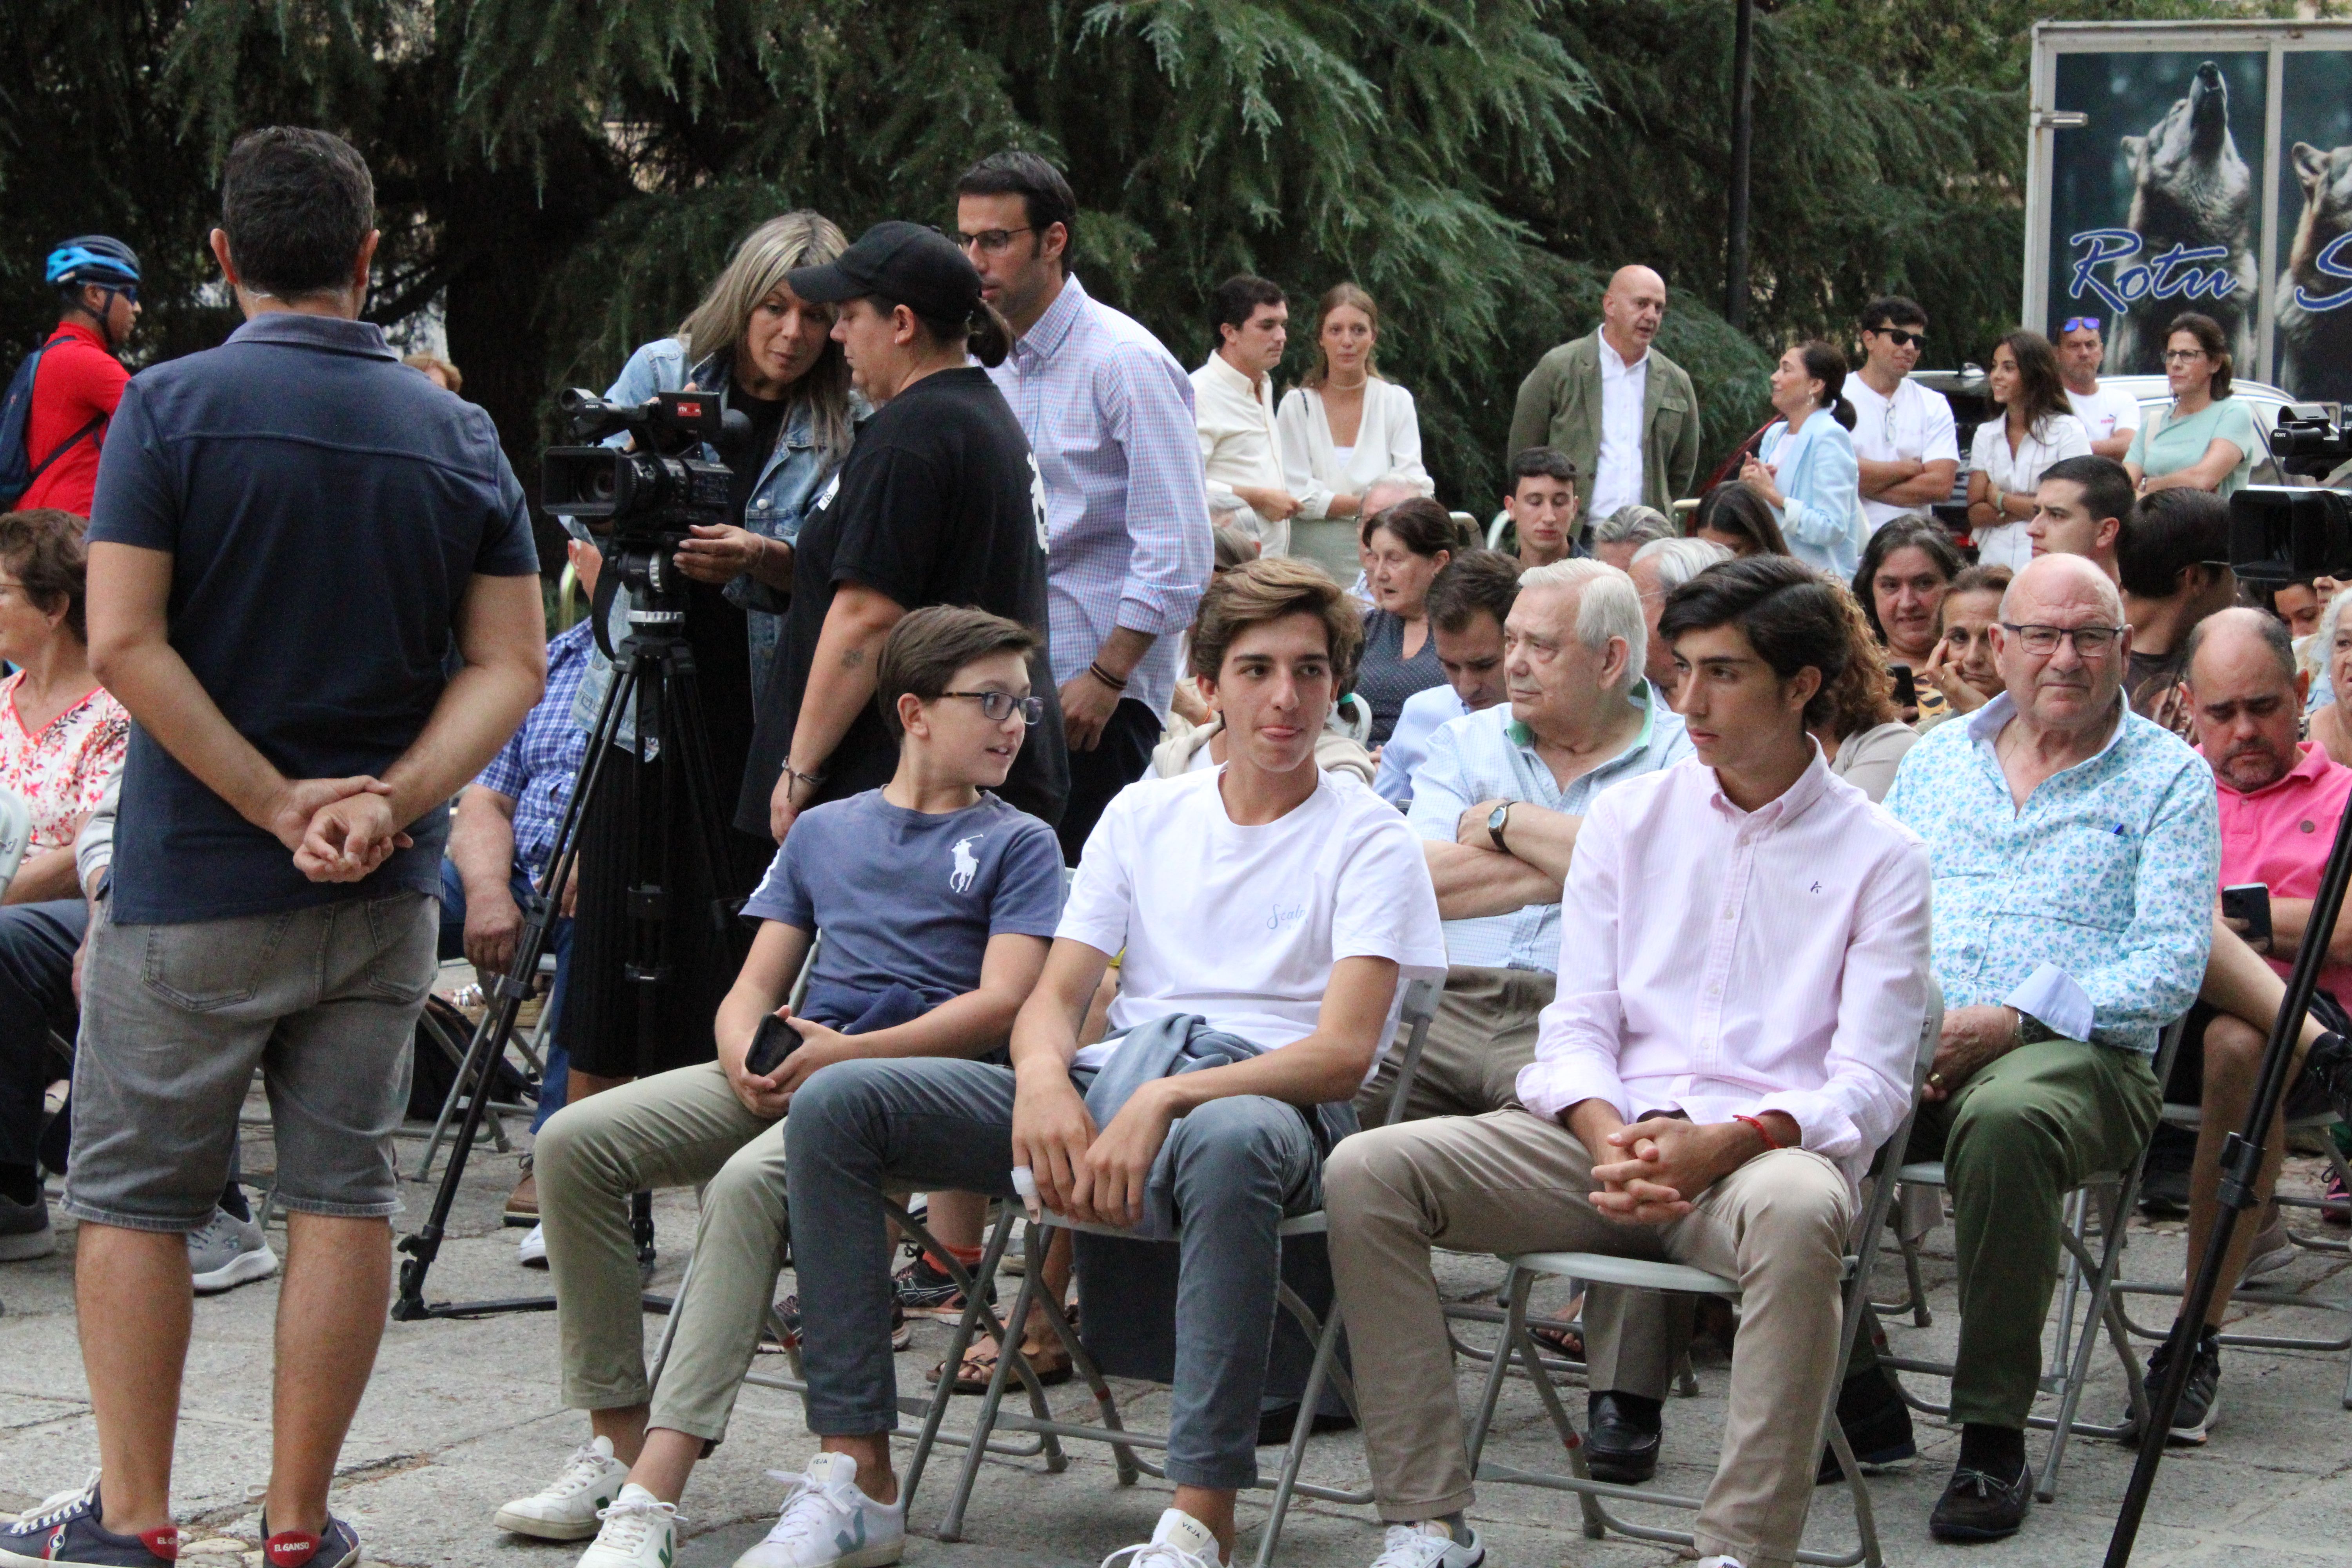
[1869, 326, 1927, 348]
[2058, 316, 2101, 335]
[2163, 348, 2208, 364]
[940, 690, 1044, 724]
[958, 227, 1033, 257]
[2000, 622, 2123, 656]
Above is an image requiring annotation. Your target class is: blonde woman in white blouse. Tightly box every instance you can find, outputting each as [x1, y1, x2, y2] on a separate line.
[1278, 283, 1431, 582]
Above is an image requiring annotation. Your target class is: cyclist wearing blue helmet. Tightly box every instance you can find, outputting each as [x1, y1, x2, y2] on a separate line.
[18, 236, 142, 515]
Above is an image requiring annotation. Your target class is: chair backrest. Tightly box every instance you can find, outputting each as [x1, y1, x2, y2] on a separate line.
[1379, 975, 1445, 1125]
[0, 788, 31, 896]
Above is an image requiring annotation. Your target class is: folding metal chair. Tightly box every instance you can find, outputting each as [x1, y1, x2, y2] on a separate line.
[1876, 1014, 2188, 1503]
[927, 975, 1443, 1566]
[2110, 1101, 2352, 1408]
[1457, 983, 1945, 1568]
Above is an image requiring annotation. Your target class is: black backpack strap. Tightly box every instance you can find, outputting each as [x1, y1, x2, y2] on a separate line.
[24, 411, 108, 486]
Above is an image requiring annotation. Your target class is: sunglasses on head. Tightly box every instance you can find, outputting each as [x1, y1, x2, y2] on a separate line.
[2059, 316, 2101, 335]
[1869, 325, 1926, 348]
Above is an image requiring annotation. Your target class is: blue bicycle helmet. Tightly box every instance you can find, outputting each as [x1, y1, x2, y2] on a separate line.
[45, 236, 142, 290]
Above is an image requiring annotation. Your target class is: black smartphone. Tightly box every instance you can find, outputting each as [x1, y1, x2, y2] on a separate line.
[745, 1013, 805, 1078]
[1889, 662, 1919, 711]
[2221, 883, 2273, 949]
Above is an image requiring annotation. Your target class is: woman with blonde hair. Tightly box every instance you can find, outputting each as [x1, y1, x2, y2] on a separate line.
[556, 212, 860, 1221]
[1278, 283, 1432, 580]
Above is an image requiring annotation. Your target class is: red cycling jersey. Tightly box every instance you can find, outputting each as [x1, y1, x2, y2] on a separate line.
[20, 319, 129, 517]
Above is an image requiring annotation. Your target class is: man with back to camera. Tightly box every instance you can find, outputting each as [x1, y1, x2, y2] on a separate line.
[2027, 454, 2133, 583]
[1508, 268, 1699, 520]
[1499, 446, 1582, 567]
[0, 128, 548, 1568]
[1193, 275, 1299, 557]
[1374, 550, 1521, 805]
[2056, 315, 2140, 462]
[13, 236, 141, 518]
[769, 558, 1446, 1568]
[1325, 554, 1933, 1568]
[1844, 296, 1960, 532]
[955, 150, 1212, 862]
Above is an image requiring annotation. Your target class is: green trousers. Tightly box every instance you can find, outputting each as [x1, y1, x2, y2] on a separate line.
[1854, 1037, 2159, 1428]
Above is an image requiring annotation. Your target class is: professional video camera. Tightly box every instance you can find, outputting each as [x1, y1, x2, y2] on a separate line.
[2268, 401, 2352, 482]
[2229, 482, 2352, 588]
[541, 387, 746, 548]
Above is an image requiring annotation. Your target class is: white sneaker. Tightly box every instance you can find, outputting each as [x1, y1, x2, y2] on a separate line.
[1696, 1558, 1749, 1568]
[576, 1483, 681, 1568]
[1102, 1508, 1227, 1568]
[1368, 1521, 1484, 1568]
[187, 1207, 278, 1294]
[732, 1453, 905, 1568]
[520, 1222, 549, 1268]
[495, 1436, 633, 1540]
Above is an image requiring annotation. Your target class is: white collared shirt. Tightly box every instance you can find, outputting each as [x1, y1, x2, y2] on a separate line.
[1591, 336, 1649, 518]
[1518, 751, 1935, 1185]
[1191, 350, 1289, 554]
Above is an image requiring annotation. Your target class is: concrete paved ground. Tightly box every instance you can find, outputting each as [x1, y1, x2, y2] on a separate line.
[4, 1092, 2350, 1568]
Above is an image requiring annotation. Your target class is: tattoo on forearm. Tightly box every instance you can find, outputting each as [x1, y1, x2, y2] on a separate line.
[840, 648, 864, 670]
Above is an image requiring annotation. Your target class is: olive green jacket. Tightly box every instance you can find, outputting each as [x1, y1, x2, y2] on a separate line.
[1506, 330, 1702, 515]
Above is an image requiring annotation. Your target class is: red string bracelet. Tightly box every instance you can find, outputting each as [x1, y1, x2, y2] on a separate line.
[1733, 1112, 1783, 1151]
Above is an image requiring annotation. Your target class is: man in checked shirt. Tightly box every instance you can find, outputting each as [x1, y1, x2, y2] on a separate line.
[954, 151, 1213, 863]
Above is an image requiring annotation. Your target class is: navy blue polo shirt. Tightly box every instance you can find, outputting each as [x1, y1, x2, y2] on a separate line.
[87, 313, 541, 923]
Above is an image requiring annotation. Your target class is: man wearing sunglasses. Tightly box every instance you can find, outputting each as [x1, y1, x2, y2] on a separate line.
[1882, 552, 2217, 1541]
[15, 236, 142, 517]
[2056, 315, 2141, 461]
[1845, 295, 1960, 532]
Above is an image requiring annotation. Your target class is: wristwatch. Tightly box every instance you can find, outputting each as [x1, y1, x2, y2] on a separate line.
[1487, 801, 1515, 853]
[2013, 1009, 2060, 1046]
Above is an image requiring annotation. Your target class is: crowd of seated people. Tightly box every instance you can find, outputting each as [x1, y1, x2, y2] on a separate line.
[25, 173, 2352, 1568]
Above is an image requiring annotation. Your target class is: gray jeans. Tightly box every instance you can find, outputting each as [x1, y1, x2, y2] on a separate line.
[786, 1053, 1323, 1490]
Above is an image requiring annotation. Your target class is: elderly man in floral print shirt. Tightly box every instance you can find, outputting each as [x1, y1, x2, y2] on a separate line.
[1880, 552, 2218, 1545]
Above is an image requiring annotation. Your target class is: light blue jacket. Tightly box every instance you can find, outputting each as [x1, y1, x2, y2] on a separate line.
[571, 338, 860, 742]
[1760, 412, 1868, 579]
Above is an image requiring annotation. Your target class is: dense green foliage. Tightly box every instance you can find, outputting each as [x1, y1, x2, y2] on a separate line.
[0, 0, 2325, 517]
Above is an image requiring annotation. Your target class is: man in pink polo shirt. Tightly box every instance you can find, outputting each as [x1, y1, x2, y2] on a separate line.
[2143, 606, 2352, 1445]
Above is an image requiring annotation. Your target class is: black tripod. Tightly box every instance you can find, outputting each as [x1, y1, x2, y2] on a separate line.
[2105, 773, 2352, 1561]
[392, 543, 750, 1321]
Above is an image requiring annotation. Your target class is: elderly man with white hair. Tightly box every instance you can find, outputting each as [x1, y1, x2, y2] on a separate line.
[1360, 559, 1692, 1127]
[1630, 535, 1734, 703]
[1881, 552, 2219, 1543]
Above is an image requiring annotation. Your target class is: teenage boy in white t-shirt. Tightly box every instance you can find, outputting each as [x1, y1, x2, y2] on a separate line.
[2056, 314, 2141, 461]
[1844, 294, 1960, 531]
[767, 557, 1446, 1568]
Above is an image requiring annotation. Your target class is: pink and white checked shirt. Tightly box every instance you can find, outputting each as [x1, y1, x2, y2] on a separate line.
[0, 672, 129, 852]
[1519, 749, 1934, 1183]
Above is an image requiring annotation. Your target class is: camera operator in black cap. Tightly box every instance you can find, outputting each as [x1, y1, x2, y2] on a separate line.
[743, 220, 1068, 841]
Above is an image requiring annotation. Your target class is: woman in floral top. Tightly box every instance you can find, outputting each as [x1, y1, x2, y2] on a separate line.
[0, 508, 127, 904]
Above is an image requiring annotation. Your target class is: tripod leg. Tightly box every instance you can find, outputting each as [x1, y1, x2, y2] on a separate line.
[393, 658, 637, 1320]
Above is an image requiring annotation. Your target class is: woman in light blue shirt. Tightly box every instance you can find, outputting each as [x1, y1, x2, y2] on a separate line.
[2125, 310, 2258, 501]
[1741, 340, 1868, 579]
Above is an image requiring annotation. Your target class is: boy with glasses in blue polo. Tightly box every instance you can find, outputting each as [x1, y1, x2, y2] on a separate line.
[499, 605, 1066, 1568]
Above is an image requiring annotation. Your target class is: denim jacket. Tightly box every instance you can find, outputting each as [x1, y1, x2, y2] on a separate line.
[571, 337, 860, 744]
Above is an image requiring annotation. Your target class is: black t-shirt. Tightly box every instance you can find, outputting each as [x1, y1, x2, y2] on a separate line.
[737, 367, 1069, 832]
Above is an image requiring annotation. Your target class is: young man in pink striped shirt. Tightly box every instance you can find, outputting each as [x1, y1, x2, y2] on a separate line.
[1325, 555, 1933, 1568]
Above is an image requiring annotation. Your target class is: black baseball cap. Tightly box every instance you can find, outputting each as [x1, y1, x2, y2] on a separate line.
[787, 220, 983, 322]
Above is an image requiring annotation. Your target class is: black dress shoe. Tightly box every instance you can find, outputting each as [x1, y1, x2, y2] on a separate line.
[1928, 1456, 2033, 1541]
[1585, 1390, 1662, 1484]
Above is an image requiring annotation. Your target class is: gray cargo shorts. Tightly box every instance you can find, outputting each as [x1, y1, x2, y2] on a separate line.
[62, 889, 438, 1233]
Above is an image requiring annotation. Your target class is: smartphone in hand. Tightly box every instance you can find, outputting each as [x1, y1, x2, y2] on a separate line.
[745, 1013, 805, 1078]
[2221, 883, 2273, 950]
